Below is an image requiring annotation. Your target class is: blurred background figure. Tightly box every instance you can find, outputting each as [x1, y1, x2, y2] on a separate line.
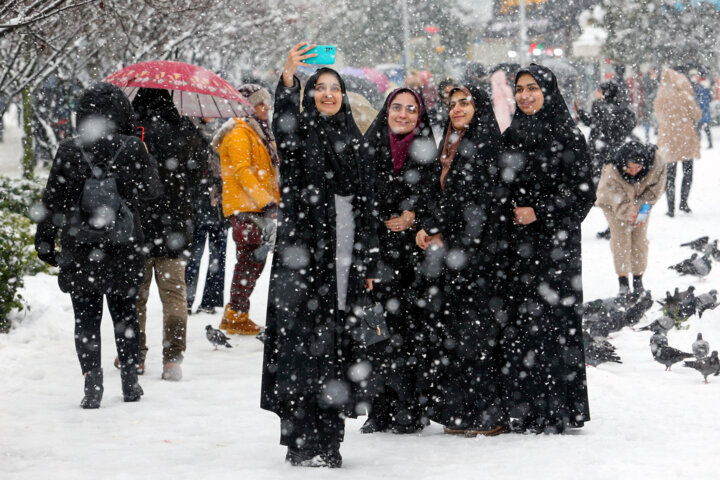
[690, 69, 713, 149]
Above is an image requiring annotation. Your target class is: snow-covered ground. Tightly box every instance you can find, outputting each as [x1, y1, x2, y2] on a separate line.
[2, 110, 720, 480]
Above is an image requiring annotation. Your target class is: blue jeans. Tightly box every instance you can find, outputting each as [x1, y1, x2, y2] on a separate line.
[185, 222, 228, 309]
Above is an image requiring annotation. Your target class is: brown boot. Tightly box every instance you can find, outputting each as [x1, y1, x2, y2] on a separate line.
[223, 306, 262, 335]
[218, 316, 230, 331]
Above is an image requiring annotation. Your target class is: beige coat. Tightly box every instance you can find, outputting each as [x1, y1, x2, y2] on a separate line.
[654, 68, 701, 163]
[595, 155, 667, 221]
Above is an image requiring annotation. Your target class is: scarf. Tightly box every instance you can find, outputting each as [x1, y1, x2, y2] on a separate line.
[439, 86, 475, 191]
[387, 88, 423, 175]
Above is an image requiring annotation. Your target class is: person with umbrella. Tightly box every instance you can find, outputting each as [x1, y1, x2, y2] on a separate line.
[261, 43, 379, 468]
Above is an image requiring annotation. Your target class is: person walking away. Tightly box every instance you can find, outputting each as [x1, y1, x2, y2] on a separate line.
[690, 69, 713, 149]
[415, 85, 507, 436]
[361, 87, 436, 434]
[595, 141, 666, 297]
[132, 88, 204, 381]
[642, 68, 659, 142]
[34, 83, 159, 408]
[261, 43, 380, 468]
[500, 64, 595, 433]
[185, 118, 228, 315]
[654, 68, 701, 216]
[212, 84, 279, 335]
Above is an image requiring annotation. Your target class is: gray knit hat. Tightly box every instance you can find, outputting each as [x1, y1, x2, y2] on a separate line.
[237, 84, 271, 107]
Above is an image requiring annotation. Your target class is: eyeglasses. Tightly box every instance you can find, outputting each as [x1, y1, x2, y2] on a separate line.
[389, 103, 418, 114]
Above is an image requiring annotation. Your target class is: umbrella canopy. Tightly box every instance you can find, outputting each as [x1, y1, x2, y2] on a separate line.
[360, 67, 390, 93]
[104, 61, 253, 118]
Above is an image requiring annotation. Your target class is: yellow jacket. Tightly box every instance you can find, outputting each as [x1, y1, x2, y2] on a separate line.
[218, 118, 279, 216]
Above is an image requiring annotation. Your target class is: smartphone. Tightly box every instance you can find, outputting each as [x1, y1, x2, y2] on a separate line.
[635, 203, 651, 224]
[304, 45, 336, 65]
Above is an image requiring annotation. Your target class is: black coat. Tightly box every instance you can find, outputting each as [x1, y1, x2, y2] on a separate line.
[132, 88, 204, 258]
[417, 86, 509, 429]
[35, 83, 160, 296]
[500, 64, 595, 432]
[261, 70, 380, 418]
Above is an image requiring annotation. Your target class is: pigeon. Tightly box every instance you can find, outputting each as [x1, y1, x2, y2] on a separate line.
[584, 332, 622, 367]
[668, 253, 712, 278]
[206, 325, 232, 349]
[696, 290, 718, 318]
[649, 332, 669, 355]
[653, 345, 694, 371]
[709, 240, 720, 262]
[680, 236, 709, 251]
[621, 290, 654, 328]
[637, 315, 675, 334]
[657, 288, 696, 321]
[692, 333, 710, 359]
[683, 351, 720, 383]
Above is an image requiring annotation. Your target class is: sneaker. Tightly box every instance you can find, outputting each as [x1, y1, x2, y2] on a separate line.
[161, 362, 183, 381]
[196, 306, 217, 314]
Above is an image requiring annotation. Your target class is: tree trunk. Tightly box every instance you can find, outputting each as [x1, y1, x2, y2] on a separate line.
[21, 86, 33, 179]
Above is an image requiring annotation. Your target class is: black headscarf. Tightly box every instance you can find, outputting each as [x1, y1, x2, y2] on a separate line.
[506, 63, 581, 151]
[301, 67, 361, 196]
[132, 88, 181, 125]
[612, 140, 656, 184]
[441, 84, 502, 152]
[599, 81, 621, 106]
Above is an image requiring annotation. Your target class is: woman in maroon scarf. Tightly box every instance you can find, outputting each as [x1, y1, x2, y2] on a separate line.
[362, 88, 436, 434]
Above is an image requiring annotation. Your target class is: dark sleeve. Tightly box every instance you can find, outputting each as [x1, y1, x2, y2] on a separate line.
[272, 75, 302, 151]
[413, 157, 443, 233]
[533, 134, 596, 229]
[34, 143, 78, 255]
[114, 137, 160, 204]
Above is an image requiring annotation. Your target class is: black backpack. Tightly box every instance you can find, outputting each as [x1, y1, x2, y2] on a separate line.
[72, 140, 136, 245]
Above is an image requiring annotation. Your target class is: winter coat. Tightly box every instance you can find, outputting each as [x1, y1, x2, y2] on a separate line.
[596, 151, 666, 221]
[642, 75, 658, 118]
[261, 69, 380, 419]
[500, 64, 595, 432]
[214, 117, 280, 216]
[654, 69, 701, 163]
[132, 88, 204, 259]
[418, 85, 508, 430]
[347, 91, 378, 135]
[34, 83, 160, 296]
[490, 70, 515, 133]
[190, 120, 224, 228]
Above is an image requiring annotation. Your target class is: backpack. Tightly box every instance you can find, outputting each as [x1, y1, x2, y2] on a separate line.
[72, 140, 136, 245]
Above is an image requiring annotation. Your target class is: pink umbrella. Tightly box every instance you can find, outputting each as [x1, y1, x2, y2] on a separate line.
[104, 61, 253, 118]
[361, 68, 391, 93]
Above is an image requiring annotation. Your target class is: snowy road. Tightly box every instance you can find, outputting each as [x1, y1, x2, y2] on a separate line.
[2, 115, 720, 479]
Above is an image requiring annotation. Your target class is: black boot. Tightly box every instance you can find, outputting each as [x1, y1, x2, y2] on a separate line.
[618, 276, 630, 297]
[120, 364, 144, 402]
[633, 275, 645, 294]
[80, 367, 103, 409]
[596, 228, 611, 240]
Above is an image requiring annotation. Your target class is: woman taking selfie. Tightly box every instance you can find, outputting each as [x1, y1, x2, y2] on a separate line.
[361, 87, 436, 434]
[260, 43, 379, 468]
[414, 85, 507, 436]
[500, 64, 595, 434]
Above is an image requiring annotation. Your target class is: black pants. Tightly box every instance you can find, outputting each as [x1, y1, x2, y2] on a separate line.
[279, 397, 345, 452]
[70, 292, 140, 373]
[666, 160, 693, 212]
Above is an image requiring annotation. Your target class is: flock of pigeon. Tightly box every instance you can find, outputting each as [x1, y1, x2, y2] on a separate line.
[583, 236, 720, 384]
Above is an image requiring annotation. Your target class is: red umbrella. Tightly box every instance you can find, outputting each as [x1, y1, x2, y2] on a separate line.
[104, 61, 253, 118]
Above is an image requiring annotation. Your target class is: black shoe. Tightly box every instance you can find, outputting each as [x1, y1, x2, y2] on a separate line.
[679, 203, 691, 213]
[196, 306, 217, 314]
[666, 210, 675, 218]
[632, 275, 645, 295]
[285, 447, 334, 468]
[80, 367, 103, 409]
[360, 416, 390, 434]
[321, 446, 342, 468]
[596, 228, 611, 240]
[120, 365, 144, 402]
[391, 423, 423, 434]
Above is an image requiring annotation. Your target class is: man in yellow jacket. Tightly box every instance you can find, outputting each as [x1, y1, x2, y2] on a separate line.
[213, 84, 280, 334]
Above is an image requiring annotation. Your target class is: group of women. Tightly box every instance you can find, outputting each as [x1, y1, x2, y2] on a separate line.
[260, 44, 596, 468]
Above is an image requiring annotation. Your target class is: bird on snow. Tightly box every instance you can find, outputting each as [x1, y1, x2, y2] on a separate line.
[621, 290, 654, 328]
[680, 236, 709, 251]
[683, 350, 720, 383]
[695, 289, 718, 318]
[583, 332, 622, 367]
[637, 315, 675, 334]
[649, 332, 669, 355]
[205, 325, 232, 349]
[668, 253, 712, 278]
[652, 344, 694, 371]
[657, 287, 697, 320]
[692, 333, 710, 359]
[709, 240, 720, 261]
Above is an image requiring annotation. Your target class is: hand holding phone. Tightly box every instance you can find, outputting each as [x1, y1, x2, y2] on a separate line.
[635, 203, 651, 225]
[282, 42, 318, 87]
[303, 45, 336, 65]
